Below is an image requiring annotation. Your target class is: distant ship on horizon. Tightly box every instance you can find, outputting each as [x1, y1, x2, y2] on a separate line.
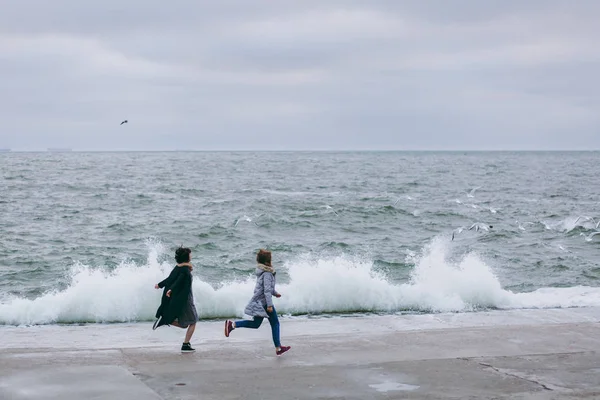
[47, 148, 73, 152]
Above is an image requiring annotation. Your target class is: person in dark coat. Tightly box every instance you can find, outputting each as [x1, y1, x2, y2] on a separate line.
[153, 246, 198, 353]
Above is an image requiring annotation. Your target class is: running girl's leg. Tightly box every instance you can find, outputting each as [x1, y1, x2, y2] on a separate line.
[234, 316, 264, 329]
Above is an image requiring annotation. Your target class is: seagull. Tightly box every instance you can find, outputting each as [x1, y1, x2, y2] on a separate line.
[393, 196, 413, 206]
[234, 215, 259, 227]
[467, 186, 481, 198]
[516, 220, 535, 231]
[452, 223, 492, 240]
[451, 227, 465, 241]
[469, 223, 492, 232]
[574, 216, 594, 226]
[323, 205, 339, 216]
[542, 221, 553, 230]
[120, 120, 128, 125]
[584, 231, 600, 242]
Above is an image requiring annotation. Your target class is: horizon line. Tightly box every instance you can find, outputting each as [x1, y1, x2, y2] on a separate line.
[1, 149, 600, 153]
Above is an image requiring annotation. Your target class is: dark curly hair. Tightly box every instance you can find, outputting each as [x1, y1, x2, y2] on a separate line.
[175, 246, 191, 264]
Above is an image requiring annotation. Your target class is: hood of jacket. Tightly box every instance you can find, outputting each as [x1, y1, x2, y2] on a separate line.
[255, 267, 276, 277]
[256, 263, 274, 275]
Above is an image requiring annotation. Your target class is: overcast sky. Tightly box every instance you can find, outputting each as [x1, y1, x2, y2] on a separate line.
[1, 1, 599, 151]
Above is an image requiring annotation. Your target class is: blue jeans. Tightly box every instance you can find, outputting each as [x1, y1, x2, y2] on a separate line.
[235, 306, 281, 348]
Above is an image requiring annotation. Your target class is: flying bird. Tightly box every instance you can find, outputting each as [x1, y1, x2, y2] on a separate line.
[516, 220, 535, 231]
[234, 215, 260, 227]
[584, 231, 600, 242]
[323, 205, 339, 216]
[120, 120, 128, 125]
[469, 223, 492, 232]
[451, 227, 465, 241]
[452, 223, 493, 240]
[467, 186, 481, 198]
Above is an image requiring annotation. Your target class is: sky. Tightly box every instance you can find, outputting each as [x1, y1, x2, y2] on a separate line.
[1, 0, 599, 151]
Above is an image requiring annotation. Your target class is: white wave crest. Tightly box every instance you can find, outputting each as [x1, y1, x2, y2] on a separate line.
[1, 240, 600, 325]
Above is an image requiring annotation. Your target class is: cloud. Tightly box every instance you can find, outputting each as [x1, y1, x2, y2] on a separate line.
[0, 1, 599, 150]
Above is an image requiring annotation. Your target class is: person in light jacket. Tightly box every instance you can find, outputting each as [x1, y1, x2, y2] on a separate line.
[224, 249, 291, 356]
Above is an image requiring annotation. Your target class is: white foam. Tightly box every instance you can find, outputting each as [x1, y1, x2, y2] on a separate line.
[2, 239, 600, 326]
[0, 246, 169, 325]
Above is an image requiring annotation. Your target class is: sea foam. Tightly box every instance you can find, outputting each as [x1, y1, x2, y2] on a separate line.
[1, 239, 600, 325]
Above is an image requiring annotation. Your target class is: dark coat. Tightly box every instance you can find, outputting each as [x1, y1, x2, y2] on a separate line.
[154, 265, 192, 328]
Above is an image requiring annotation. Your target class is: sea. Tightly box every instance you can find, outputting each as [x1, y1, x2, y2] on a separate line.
[1, 151, 599, 326]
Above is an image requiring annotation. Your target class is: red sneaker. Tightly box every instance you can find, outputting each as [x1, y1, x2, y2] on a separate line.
[224, 320, 234, 337]
[276, 346, 291, 356]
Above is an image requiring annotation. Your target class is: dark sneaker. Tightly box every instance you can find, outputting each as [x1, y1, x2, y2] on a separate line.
[152, 316, 162, 330]
[276, 346, 291, 356]
[181, 343, 195, 353]
[224, 320, 234, 337]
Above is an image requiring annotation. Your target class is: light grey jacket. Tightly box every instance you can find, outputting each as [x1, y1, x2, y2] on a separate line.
[243, 267, 280, 318]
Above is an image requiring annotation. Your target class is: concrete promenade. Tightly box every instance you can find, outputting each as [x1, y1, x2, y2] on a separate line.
[1, 307, 599, 399]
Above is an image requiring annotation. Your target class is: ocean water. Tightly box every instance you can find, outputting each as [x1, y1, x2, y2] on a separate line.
[0, 151, 599, 326]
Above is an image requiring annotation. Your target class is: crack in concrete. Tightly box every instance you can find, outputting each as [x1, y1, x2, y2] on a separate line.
[478, 362, 567, 392]
[458, 350, 592, 361]
[120, 349, 166, 400]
